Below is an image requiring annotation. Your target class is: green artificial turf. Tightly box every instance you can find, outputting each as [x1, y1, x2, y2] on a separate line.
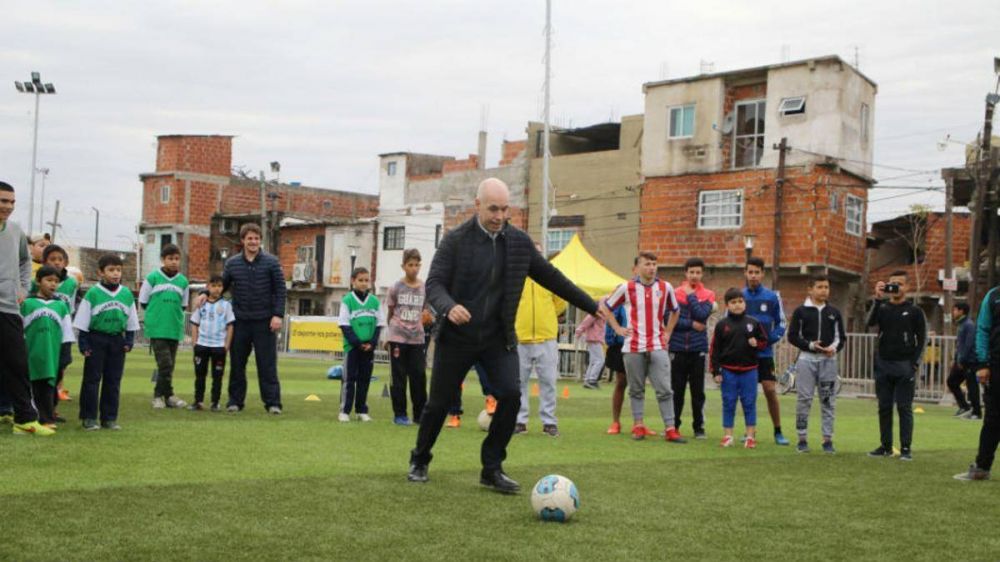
[1, 349, 997, 561]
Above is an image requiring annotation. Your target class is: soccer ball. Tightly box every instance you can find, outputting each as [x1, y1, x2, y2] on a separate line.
[531, 474, 579, 522]
[477, 409, 492, 431]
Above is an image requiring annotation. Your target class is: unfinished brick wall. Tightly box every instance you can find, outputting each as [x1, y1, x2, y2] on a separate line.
[278, 226, 325, 281]
[500, 140, 527, 166]
[156, 136, 232, 175]
[639, 166, 868, 274]
[868, 213, 972, 294]
[441, 155, 480, 174]
[720, 82, 767, 171]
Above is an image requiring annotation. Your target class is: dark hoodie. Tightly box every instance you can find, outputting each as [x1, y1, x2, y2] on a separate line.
[709, 312, 768, 375]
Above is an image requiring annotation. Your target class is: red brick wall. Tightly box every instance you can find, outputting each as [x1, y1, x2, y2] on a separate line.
[156, 136, 232, 175]
[279, 226, 325, 280]
[218, 181, 378, 222]
[142, 177, 183, 224]
[500, 140, 527, 166]
[721, 82, 767, 170]
[441, 155, 480, 174]
[185, 235, 212, 282]
[869, 213, 972, 294]
[640, 167, 868, 275]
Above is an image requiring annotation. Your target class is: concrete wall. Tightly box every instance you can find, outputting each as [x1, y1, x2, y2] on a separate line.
[642, 78, 725, 177]
[525, 116, 643, 276]
[375, 202, 442, 296]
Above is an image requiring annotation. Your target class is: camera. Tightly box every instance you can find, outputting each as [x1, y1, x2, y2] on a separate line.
[884, 283, 900, 294]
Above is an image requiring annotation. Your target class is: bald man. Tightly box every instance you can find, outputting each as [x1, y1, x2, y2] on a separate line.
[409, 178, 601, 493]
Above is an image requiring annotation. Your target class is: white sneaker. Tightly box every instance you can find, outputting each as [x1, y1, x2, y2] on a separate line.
[338, 413, 350, 422]
[358, 413, 372, 422]
[166, 396, 188, 409]
[267, 406, 282, 415]
[152, 397, 166, 409]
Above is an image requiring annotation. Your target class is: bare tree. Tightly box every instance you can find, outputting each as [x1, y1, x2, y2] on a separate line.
[892, 204, 932, 296]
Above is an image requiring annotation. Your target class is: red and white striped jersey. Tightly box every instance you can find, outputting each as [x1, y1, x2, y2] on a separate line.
[605, 278, 678, 353]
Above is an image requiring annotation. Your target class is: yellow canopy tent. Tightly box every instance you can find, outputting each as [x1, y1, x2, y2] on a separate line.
[549, 234, 626, 299]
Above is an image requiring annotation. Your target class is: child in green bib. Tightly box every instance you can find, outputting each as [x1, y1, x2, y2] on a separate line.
[138, 243, 190, 409]
[337, 267, 385, 422]
[21, 265, 75, 427]
[40, 244, 78, 415]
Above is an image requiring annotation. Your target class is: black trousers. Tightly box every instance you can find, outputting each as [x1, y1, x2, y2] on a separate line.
[80, 332, 127, 422]
[411, 339, 520, 473]
[0, 312, 39, 424]
[947, 363, 981, 416]
[874, 357, 915, 449]
[54, 341, 72, 409]
[341, 347, 375, 415]
[975, 361, 1000, 471]
[671, 350, 707, 432]
[30, 380, 55, 424]
[389, 342, 427, 420]
[193, 345, 227, 405]
[151, 338, 179, 398]
[228, 319, 281, 410]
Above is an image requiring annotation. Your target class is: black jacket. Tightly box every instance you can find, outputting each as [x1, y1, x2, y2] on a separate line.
[787, 299, 846, 354]
[866, 299, 926, 364]
[222, 251, 286, 321]
[709, 312, 768, 375]
[426, 217, 597, 349]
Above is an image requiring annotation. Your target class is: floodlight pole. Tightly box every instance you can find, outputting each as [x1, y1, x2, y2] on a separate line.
[27, 92, 40, 234]
[541, 0, 552, 254]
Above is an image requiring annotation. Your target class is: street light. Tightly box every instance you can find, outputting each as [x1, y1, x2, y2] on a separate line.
[91, 207, 100, 248]
[743, 234, 755, 263]
[36, 167, 49, 233]
[14, 71, 56, 234]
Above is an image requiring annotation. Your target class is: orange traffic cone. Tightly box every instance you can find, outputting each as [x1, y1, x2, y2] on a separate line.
[562, 386, 570, 399]
[531, 383, 539, 397]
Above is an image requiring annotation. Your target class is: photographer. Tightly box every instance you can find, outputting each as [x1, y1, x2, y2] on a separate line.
[866, 270, 926, 461]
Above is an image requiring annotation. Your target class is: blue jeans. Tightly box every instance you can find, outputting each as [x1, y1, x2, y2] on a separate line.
[721, 368, 758, 429]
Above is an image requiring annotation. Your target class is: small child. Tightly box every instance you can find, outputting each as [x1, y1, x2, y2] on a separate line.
[40, 244, 79, 412]
[73, 254, 140, 431]
[338, 267, 385, 422]
[139, 243, 190, 409]
[787, 275, 846, 454]
[710, 288, 768, 449]
[575, 312, 606, 390]
[189, 275, 235, 412]
[386, 249, 428, 426]
[21, 265, 76, 427]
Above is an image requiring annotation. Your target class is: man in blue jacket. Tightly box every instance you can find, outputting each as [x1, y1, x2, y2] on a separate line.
[955, 284, 1000, 480]
[742, 257, 789, 445]
[669, 257, 715, 440]
[222, 223, 287, 415]
[946, 302, 980, 420]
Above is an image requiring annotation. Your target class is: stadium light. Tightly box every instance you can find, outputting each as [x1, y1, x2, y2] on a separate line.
[14, 70, 57, 234]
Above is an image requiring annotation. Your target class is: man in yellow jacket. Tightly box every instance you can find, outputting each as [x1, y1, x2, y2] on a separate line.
[515, 274, 566, 437]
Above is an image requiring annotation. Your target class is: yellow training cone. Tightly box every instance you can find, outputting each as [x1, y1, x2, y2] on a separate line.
[531, 383, 539, 397]
[892, 447, 900, 456]
[305, 394, 321, 402]
[914, 406, 925, 414]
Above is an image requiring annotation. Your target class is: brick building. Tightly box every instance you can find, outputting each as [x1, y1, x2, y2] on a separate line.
[639, 56, 878, 321]
[138, 135, 379, 286]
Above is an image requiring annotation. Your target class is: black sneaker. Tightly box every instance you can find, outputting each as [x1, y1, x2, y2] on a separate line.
[407, 463, 429, 483]
[81, 419, 101, 431]
[899, 447, 913, 461]
[868, 445, 892, 458]
[797, 440, 810, 453]
[954, 464, 991, 481]
[514, 423, 527, 434]
[101, 420, 122, 431]
[210, 403, 222, 412]
[480, 470, 520, 494]
[694, 429, 707, 440]
[542, 424, 560, 437]
[53, 414, 67, 423]
[188, 402, 205, 411]
[582, 382, 600, 390]
[954, 407, 971, 417]
[822, 441, 836, 455]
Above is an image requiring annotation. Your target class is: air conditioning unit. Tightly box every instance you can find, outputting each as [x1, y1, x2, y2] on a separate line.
[220, 219, 239, 234]
[292, 263, 309, 283]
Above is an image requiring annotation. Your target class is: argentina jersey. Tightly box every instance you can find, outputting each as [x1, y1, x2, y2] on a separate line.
[191, 299, 235, 348]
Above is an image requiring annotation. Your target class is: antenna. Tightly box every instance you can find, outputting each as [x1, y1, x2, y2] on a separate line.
[659, 61, 669, 79]
[853, 45, 860, 68]
[699, 59, 715, 74]
[780, 44, 791, 63]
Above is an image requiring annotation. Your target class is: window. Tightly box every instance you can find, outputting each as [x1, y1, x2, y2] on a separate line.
[160, 184, 171, 204]
[296, 245, 315, 263]
[323, 200, 332, 211]
[160, 233, 172, 247]
[733, 100, 766, 168]
[387, 161, 397, 176]
[845, 195, 864, 236]
[860, 103, 870, 144]
[778, 96, 806, 115]
[697, 190, 743, 229]
[383, 226, 404, 250]
[546, 229, 575, 255]
[668, 104, 695, 138]
[298, 298, 316, 316]
[434, 224, 442, 248]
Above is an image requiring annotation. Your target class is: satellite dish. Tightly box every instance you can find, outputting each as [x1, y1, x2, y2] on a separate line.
[720, 112, 735, 135]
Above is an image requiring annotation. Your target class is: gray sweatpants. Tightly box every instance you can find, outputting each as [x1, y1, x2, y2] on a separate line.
[794, 354, 838, 439]
[517, 341, 559, 426]
[623, 350, 675, 427]
[583, 343, 605, 384]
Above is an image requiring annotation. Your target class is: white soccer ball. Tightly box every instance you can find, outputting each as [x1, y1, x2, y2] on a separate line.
[477, 409, 492, 431]
[531, 474, 579, 522]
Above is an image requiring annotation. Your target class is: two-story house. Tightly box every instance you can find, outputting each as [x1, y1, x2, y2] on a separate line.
[639, 55, 877, 318]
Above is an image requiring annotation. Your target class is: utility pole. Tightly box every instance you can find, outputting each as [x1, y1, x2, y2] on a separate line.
[967, 92, 998, 314]
[772, 137, 788, 290]
[541, 0, 552, 254]
[259, 171, 268, 252]
[36, 167, 49, 231]
[943, 175, 955, 333]
[987, 148, 999, 291]
[46, 200, 61, 243]
[91, 207, 100, 248]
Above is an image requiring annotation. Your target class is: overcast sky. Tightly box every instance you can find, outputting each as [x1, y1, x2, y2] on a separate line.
[1, 0, 997, 251]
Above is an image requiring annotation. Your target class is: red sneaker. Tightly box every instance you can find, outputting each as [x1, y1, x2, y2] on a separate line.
[446, 415, 461, 428]
[631, 424, 648, 440]
[720, 435, 734, 448]
[664, 428, 688, 443]
[745, 436, 757, 449]
[643, 426, 658, 437]
[607, 421, 621, 435]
